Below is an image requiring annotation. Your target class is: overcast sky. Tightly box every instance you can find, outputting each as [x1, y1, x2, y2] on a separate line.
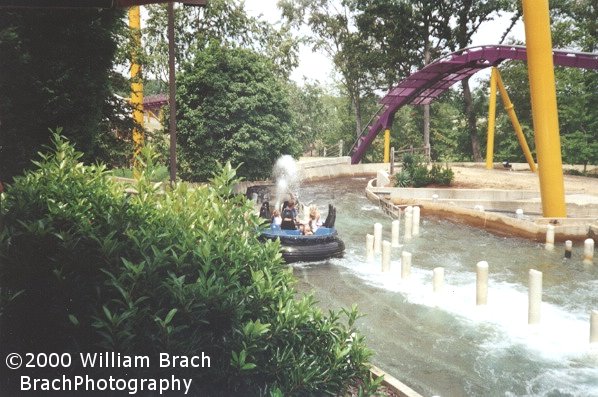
[243, 1, 526, 87]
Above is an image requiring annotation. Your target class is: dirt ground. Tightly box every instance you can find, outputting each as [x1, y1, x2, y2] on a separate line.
[449, 164, 598, 196]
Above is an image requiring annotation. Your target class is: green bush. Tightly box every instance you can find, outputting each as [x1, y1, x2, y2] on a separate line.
[395, 170, 411, 187]
[0, 135, 374, 395]
[395, 154, 454, 187]
[437, 165, 454, 185]
[410, 165, 430, 187]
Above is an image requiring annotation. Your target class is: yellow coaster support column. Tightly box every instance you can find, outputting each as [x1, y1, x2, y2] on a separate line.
[485, 67, 498, 169]
[522, 0, 566, 217]
[383, 128, 391, 163]
[129, 6, 144, 162]
[495, 69, 537, 172]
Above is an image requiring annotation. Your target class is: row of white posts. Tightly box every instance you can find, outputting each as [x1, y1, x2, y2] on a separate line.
[366, 207, 598, 344]
[545, 224, 595, 264]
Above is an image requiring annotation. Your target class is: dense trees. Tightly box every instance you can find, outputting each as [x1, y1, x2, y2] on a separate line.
[280, 0, 595, 168]
[279, 0, 374, 139]
[176, 44, 300, 181]
[0, 8, 128, 181]
[0, 0, 594, 183]
[143, 1, 299, 87]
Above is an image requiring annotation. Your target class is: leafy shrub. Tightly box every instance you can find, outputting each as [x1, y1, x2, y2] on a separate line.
[395, 170, 411, 187]
[437, 165, 455, 185]
[395, 154, 454, 187]
[0, 135, 373, 395]
[410, 165, 430, 187]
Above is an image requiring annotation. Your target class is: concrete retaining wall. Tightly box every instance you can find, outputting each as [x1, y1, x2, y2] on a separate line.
[299, 157, 386, 181]
[367, 180, 596, 242]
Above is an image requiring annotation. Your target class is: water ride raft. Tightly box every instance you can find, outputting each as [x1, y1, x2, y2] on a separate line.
[260, 227, 345, 263]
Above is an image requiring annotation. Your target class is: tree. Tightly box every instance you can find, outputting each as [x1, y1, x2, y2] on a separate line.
[279, 0, 374, 139]
[143, 0, 299, 89]
[287, 81, 338, 154]
[176, 43, 300, 181]
[448, 0, 512, 162]
[489, 1, 598, 168]
[350, 0, 509, 160]
[0, 8, 127, 181]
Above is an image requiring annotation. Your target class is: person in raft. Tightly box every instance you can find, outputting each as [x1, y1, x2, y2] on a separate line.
[280, 199, 299, 230]
[271, 209, 282, 228]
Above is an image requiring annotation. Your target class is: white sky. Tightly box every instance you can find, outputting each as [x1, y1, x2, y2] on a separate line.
[243, 0, 526, 87]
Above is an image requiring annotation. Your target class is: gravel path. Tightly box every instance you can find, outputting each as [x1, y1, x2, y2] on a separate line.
[450, 165, 598, 196]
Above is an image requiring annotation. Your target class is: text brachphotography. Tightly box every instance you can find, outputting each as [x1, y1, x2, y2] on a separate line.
[21, 374, 192, 395]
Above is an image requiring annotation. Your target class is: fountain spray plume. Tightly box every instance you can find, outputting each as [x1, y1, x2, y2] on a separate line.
[272, 155, 300, 210]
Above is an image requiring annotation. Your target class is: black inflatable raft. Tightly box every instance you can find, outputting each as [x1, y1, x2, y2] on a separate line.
[260, 227, 345, 263]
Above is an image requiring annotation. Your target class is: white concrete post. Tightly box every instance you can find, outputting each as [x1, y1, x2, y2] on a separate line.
[251, 192, 258, 202]
[374, 223, 383, 254]
[391, 220, 400, 248]
[564, 240, 572, 259]
[528, 269, 542, 325]
[516, 209, 524, 219]
[545, 224, 555, 250]
[401, 251, 412, 279]
[432, 194, 439, 202]
[476, 261, 489, 306]
[583, 238, 594, 265]
[382, 240, 391, 272]
[591, 310, 598, 344]
[412, 206, 421, 236]
[404, 206, 413, 240]
[366, 234, 374, 262]
[433, 267, 444, 293]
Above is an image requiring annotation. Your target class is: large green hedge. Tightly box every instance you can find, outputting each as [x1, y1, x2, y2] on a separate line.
[0, 136, 374, 396]
[176, 43, 301, 182]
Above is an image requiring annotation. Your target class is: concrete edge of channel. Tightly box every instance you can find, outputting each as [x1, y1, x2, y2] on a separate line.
[370, 365, 424, 397]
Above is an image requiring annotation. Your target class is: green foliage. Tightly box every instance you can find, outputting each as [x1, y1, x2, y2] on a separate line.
[429, 163, 455, 186]
[0, 135, 373, 395]
[143, 1, 299, 83]
[395, 154, 453, 187]
[280, 0, 376, 138]
[0, 8, 128, 180]
[562, 131, 598, 172]
[176, 43, 300, 181]
[394, 170, 411, 187]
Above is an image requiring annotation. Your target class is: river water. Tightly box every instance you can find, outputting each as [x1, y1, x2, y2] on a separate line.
[291, 177, 598, 397]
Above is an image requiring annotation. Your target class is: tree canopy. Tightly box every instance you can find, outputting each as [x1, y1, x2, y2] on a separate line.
[0, 8, 128, 181]
[176, 43, 300, 181]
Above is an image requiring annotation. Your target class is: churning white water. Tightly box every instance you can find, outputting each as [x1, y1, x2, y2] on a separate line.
[292, 177, 598, 397]
[272, 155, 300, 208]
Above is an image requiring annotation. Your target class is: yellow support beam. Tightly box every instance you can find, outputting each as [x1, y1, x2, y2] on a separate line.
[485, 67, 498, 169]
[129, 5, 144, 162]
[383, 129, 390, 163]
[522, 0, 566, 217]
[495, 69, 537, 172]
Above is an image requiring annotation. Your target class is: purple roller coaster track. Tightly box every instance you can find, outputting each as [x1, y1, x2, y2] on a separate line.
[349, 45, 598, 164]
